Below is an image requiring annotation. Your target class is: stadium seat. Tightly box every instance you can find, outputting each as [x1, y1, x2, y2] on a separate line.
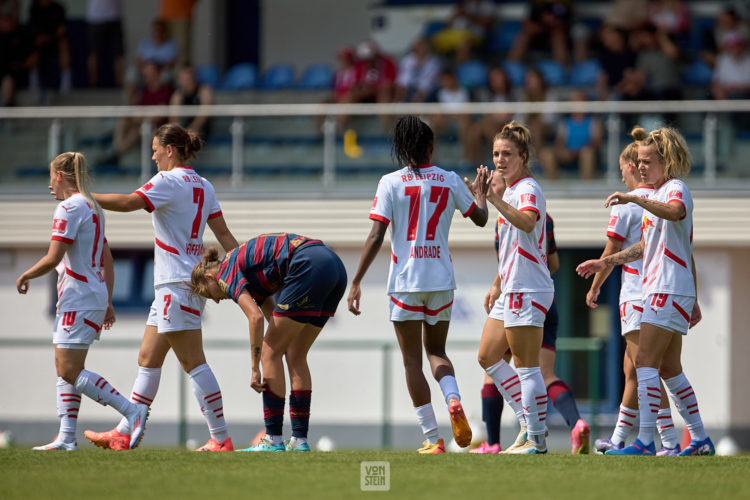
[423, 20, 446, 38]
[258, 64, 295, 90]
[536, 59, 567, 87]
[681, 60, 713, 86]
[297, 64, 334, 89]
[501, 61, 526, 87]
[221, 63, 257, 90]
[456, 60, 488, 89]
[195, 64, 221, 87]
[568, 59, 601, 87]
[488, 20, 521, 54]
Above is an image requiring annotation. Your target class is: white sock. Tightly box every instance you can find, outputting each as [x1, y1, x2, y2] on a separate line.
[657, 408, 679, 448]
[74, 369, 136, 416]
[636, 367, 660, 445]
[117, 366, 161, 434]
[290, 436, 307, 446]
[486, 359, 527, 426]
[189, 363, 229, 442]
[56, 377, 80, 444]
[663, 372, 708, 441]
[611, 405, 637, 445]
[517, 367, 547, 440]
[266, 434, 283, 445]
[415, 403, 439, 444]
[438, 375, 460, 404]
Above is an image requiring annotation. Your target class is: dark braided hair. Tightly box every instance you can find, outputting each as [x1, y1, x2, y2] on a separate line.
[392, 115, 434, 172]
[154, 123, 203, 161]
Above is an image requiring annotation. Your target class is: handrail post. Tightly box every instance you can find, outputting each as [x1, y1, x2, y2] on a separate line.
[231, 117, 245, 189]
[139, 120, 152, 184]
[605, 114, 621, 185]
[703, 113, 718, 185]
[322, 115, 336, 189]
[48, 119, 61, 162]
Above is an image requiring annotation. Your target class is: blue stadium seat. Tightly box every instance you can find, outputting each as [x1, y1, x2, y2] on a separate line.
[258, 64, 295, 90]
[297, 64, 334, 89]
[195, 64, 220, 87]
[221, 63, 257, 90]
[423, 20, 446, 38]
[456, 60, 488, 89]
[501, 61, 526, 87]
[488, 20, 521, 53]
[536, 59, 567, 87]
[681, 59, 713, 86]
[568, 59, 601, 87]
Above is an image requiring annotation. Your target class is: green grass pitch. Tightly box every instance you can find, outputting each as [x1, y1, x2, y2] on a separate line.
[1, 449, 748, 499]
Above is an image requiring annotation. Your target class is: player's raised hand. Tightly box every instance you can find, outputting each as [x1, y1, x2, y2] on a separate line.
[16, 275, 29, 294]
[347, 283, 362, 315]
[576, 259, 606, 279]
[464, 165, 490, 199]
[604, 191, 634, 208]
[487, 169, 506, 204]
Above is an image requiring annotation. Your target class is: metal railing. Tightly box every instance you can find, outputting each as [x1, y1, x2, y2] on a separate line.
[1, 100, 748, 188]
[0, 335, 601, 448]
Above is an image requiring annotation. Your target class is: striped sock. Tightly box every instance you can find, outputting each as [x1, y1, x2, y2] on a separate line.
[189, 364, 229, 442]
[486, 359, 526, 426]
[547, 380, 581, 429]
[74, 369, 135, 415]
[289, 390, 311, 438]
[636, 367, 660, 445]
[56, 377, 80, 443]
[611, 405, 637, 445]
[117, 366, 160, 434]
[517, 367, 547, 441]
[481, 383, 503, 446]
[262, 389, 285, 437]
[657, 408, 678, 448]
[663, 372, 708, 441]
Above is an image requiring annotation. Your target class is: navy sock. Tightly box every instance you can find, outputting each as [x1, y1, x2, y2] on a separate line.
[262, 389, 285, 436]
[289, 389, 311, 438]
[481, 383, 503, 446]
[547, 380, 581, 429]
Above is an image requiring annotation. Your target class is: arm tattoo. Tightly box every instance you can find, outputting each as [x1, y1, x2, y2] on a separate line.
[253, 346, 261, 360]
[602, 243, 643, 266]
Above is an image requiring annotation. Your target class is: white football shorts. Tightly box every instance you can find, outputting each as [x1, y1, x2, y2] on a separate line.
[641, 293, 694, 335]
[147, 283, 206, 333]
[53, 309, 106, 348]
[489, 291, 554, 328]
[389, 290, 454, 325]
[619, 300, 643, 336]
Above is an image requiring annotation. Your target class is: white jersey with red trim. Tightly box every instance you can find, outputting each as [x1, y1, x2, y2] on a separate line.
[641, 179, 695, 298]
[51, 193, 108, 313]
[606, 186, 653, 303]
[496, 177, 553, 293]
[369, 165, 477, 293]
[135, 166, 222, 286]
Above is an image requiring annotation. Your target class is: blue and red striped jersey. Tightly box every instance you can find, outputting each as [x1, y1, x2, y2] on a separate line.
[217, 233, 323, 303]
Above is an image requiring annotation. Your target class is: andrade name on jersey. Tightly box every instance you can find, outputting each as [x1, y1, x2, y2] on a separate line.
[409, 245, 441, 259]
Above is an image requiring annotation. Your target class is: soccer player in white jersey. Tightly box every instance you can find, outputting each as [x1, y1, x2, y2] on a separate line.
[348, 115, 489, 454]
[474, 121, 554, 454]
[16, 152, 149, 451]
[83, 124, 239, 452]
[578, 126, 714, 456]
[586, 131, 681, 455]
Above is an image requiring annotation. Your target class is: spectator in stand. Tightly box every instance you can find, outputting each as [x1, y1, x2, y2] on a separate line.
[28, 0, 71, 95]
[126, 19, 177, 103]
[464, 66, 515, 164]
[86, 0, 124, 88]
[394, 37, 442, 103]
[647, 0, 690, 42]
[508, 0, 572, 67]
[169, 65, 213, 135]
[0, 2, 35, 107]
[333, 47, 356, 104]
[349, 40, 397, 130]
[596, 24, 637, 101]
[114, 61, 173, 158]
[431, 67, 471, 137]
[519, 67, 559, 158]
[700, 6, 749, 68]
[712, 31, 750, 100]
[539, 89, 602, 180]
[431, 0, 496, 64]
[159, 0, 197, 67]
[602, 0, 648, 34]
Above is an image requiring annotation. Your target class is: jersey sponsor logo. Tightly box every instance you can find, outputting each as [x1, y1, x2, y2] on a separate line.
[185, 242, 205, 256]
[520, 193, 537, 205]
[52, 218, 68, 233]
[141, 182, 154, 191]
[641, 216, 655, 234]
[668, 190, 683, 200]
[497, 216, 507, 226]
[608, 215, 618, 229]
[400, 172, 445, 183]
[409, 245, 441, 259]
